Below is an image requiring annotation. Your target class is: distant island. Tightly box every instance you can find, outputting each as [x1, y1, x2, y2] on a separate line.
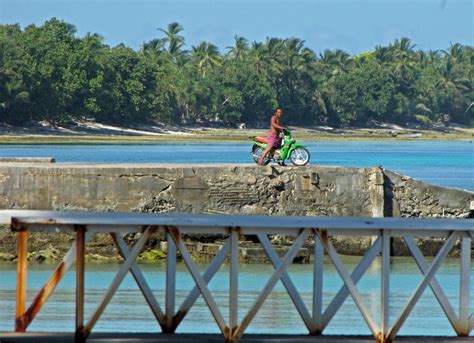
[1, 18, 473, 132]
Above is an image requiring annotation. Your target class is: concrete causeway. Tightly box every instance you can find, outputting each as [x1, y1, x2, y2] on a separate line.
[0, 162, 471, 217]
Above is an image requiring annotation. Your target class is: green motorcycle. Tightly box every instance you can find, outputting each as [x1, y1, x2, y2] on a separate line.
[251, 128, 311, 166]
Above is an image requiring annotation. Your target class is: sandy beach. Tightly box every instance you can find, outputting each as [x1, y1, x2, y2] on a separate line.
[0, 120, 473, 144]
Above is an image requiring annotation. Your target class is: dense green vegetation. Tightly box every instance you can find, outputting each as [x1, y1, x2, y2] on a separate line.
[1, 19, 473, 127]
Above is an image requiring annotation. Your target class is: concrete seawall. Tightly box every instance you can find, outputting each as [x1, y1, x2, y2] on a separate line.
[0, 163, 471, 261]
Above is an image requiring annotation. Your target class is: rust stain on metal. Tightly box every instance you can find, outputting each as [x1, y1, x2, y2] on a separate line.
[225, 326, 240, 342]
[227, 226, 241, 235]
[15, 230, 28, 332]
[376, 331, 385, 343]
[11, 217, 26, 232]
[158, 312, 179, 333]
[74, 224, 87, 232]
[223, 326, 232, 341]
[75, 327, 86, 343]
[161, 327, 175, 334]
[43, 218, 59, 224]
[314, 229, 328, 246]
[22, 260, 66, 329]
[142, 224, 158, 234]
[81, 327, 91, 340]
[231, 325, 241, 341]
[15, 316, 26, 333]
[173, 309, 188, 327]
[166, 226, 181, 242]
[76, 228, 86, 334]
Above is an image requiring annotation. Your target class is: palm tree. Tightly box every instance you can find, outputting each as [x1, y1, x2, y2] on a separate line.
[318, 49, 352, 78]
[141, 38, 168, 65]
[158, 22, 186, 63]
[226, 35, 249, 60]
[142, 38, 167, 54]
[280, 38, 305, 69]
[387, 38, 418, 80]
[442, 43, 465, 63]
[277, 38, 311, 88]
[79, 33, 106, 67]
[373, 45, 392, 64]
[264, 37, 283, 54]
[191, 42, 221, 77]
[436, 59, 469, 93]
[247, 41, 269, 76]
[1, 78, 29, 124]
[391, 37, 416, 54]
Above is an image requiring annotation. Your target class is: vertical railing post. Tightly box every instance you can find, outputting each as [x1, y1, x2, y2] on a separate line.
[75, 225, 86, 343]
[313, 233, 323, 334]
[165, 232, 176, 332]
[229, 228, 239, 340]
[15, 230, 28, 332]
[459, 233, 471, 336]
[380, 230, 390, 343]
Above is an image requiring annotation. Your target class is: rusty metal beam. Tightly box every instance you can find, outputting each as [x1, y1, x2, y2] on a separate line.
[17, 232, 93, 331]
[15, 230, 28, 332]
[75, 225, 86, 343]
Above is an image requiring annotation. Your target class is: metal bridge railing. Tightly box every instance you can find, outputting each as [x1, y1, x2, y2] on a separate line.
[0, 210, 472, 342]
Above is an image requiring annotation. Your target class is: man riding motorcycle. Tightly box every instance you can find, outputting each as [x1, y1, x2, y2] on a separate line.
[258, 107, 285, 166]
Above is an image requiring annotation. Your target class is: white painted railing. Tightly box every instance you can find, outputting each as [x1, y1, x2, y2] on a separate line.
[0, 210, 472, 342]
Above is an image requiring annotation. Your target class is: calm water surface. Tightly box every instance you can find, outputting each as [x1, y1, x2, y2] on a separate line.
[0, 257, 473, 336]
[0, 141, 473, 190]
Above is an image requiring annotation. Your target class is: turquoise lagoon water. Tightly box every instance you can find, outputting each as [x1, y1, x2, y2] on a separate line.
[0, 141, 473, 190]
[0, 257, 473, 336]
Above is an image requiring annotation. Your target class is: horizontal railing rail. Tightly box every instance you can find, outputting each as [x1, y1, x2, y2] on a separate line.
[0, 210, 472, 342]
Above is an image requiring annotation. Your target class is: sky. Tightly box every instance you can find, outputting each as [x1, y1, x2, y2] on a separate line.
[0, 0, 473, 55]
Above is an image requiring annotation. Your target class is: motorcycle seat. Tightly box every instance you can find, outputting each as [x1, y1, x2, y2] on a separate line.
[255, 136, 268, 143]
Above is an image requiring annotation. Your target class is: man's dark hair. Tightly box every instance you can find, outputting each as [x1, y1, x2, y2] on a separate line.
[275, 107, 283, 113]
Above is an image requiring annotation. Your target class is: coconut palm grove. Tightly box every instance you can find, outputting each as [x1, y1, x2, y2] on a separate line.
[1, 18, 473, 127]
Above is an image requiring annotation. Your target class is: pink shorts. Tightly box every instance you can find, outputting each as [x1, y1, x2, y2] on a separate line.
[267, 133, 281, 148]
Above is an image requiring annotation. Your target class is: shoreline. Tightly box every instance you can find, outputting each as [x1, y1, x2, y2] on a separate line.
[1, 124, 473, 144]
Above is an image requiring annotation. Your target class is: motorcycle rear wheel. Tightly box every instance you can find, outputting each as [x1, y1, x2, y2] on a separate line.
[252, 144, 271, 165]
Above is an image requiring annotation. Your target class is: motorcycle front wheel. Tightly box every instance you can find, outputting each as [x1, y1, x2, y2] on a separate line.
[289, 147, 310, 166]
[252, 144, 271, 165]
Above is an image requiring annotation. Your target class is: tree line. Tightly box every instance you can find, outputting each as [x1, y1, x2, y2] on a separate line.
[1, 18, 473, 127]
